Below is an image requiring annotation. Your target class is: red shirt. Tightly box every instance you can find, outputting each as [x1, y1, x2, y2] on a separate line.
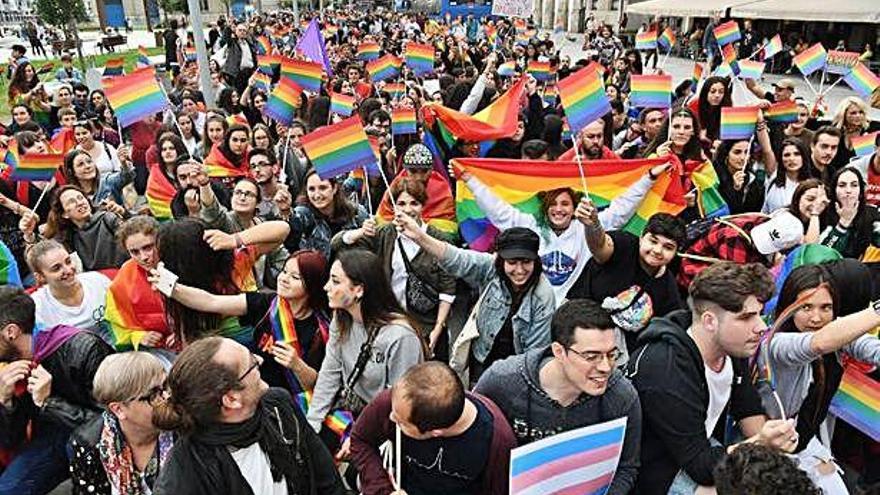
[866, 160, 880, 207]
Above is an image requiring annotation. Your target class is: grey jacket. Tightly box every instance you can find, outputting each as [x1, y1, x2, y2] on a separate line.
[475, 347, 641, 495]
[60, 211, 129, 271]
[440, 245, 555, 363]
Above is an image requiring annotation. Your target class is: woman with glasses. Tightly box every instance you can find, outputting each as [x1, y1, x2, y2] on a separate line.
[69, 352, 175, 495]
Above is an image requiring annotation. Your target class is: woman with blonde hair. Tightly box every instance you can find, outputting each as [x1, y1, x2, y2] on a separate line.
[830, 96, 879, 170]
[69, 352, 175, 495]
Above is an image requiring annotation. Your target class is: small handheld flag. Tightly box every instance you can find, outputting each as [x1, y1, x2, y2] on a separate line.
[256, 35, 272, 55]
[358, 41, 381, 61]
[629, 74, 672, 109]
[792, 43, 828, 76]
[763, 34, 783, 59]
[102, 67, 169, 128]
[737, 60, 765, 80]
[557, 65, 611, 135]
[263, 78, 303, 125]
[405, 42, 434, 76]
[764, 100, 799, 124]
[301, 116, 378, 180]
[367, 54, 402, 83]
[497, 61, 517, 77]
[136, 46, 151, 68]
[690, 160, 730, 218]
[851, 132, 878, 158]
[658, 28, 676, 52]
[527, 60, 554, 82]
[843, 63, 880, 98]
[713, 20, 741, 46]
[103, 58, 125, 77]
[828, 367, 880, 442]
[720, 106, 760, 140]
[330, 92, 357, 117]
[635, 31, 658, 51]
[284, 59, 324, 93]
[392, 107, 418, 135]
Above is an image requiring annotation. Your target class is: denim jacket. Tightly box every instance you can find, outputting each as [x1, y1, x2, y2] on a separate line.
[440, 245, 555, 363]
[288, 203, 369, 259]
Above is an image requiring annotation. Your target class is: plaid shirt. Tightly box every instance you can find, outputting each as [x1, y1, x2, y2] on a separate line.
[678, 214, 770, 289]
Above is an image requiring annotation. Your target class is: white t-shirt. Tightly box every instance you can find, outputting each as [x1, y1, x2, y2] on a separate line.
[704, 357, 733, 437]
[229, 443, 288, 495]
[33, 271, 111, 337]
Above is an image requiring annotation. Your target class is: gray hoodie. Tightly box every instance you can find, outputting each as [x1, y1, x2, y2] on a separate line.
[474, 346, 641, 495]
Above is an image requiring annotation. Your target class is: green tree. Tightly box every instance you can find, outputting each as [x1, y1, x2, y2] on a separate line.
[33, 0, 87, 27]
[159, 0, 189, 18]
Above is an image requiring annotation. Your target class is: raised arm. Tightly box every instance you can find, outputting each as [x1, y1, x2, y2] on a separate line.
[148, 269, 248, 316]
[809, 304, 880, 355]
[574, 198, 614, 263]
[464, 172, 537, 231]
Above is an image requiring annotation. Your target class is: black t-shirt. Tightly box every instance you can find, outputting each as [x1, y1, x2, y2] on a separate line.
[402, 397, 494, 495]
[241, 292, 325, 392]
[567, 231, 683, 350]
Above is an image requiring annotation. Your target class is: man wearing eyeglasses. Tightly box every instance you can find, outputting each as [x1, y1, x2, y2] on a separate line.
[474, 298, 641, 495]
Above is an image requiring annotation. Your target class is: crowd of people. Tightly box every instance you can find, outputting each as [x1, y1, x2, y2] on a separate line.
[1, 7, 880, 495]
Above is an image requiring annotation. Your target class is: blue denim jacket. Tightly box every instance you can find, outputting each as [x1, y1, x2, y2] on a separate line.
[440, 245, 555, 363]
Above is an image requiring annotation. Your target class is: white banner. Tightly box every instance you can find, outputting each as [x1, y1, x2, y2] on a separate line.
[491, 0, 535, 19]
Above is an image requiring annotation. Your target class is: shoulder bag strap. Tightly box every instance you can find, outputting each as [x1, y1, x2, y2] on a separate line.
[396, 237, 440, 294]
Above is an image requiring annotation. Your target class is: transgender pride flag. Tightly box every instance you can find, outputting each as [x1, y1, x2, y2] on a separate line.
[510, 417, 627, 495]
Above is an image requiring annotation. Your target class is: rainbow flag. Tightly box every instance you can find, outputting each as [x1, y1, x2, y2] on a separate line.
[105, 259, 168, 350]
[383, 82, 406, 100]
[542, 85, 558, 107]
[357, 41, 380, 61]
[658, 27, 676, 52]
[263, 78, 302, 125]
[689, 160, 730, 218]
[713, 20, 741, 46]
[527, 60, 554, 82]
[498, 61, 517, 77]
[843, 63, 880, 98]
[405, 42, 434, 76]
[851, 132, 878, 157]
[256, 35, 272, 55]
[826, 50, 861, 75]
[102, 67, 169, 128]
[252, 72, 272, 93]
[284, 59, 323, 93]
[257, 54, 277, 76]
[713, 63, 734, 78]
[145, 163, 176, 221]
[721, 44, 740, 74]
[103, 58, 125, 77]
[793, 43, 827, 76]
[691, 63, 705, 91]
[269, 296, 303, 357]
[0, 241, 21, 287]
[454, 157, 686, 251]
[629, 74, 671, 109]
[376, 170, 457, 235]
[737, 60, 765, 80]
[557, 64, 611, 135]
[764, 100, 799, 124]
[829, 367, 880, 441]
[301, 115, 378, 180]
[510, 417, 627, 495]
[635, 31, 658, 51]
[184, 46, 197, 62]
[330, 92, 356, 117]
[763, 34, 783, 59]
[366, 54, 402, 83]
[423, 78, 526, 143]
[204, 144, 249, 178]
[136, 46, 151, 68]
[11, 153, 62, 182]
[720, 106, 759, 140]
[392, 107, 417, 135]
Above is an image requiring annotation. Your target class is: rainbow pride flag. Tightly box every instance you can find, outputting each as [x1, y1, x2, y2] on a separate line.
[793, 43, 827, 76]
[301, 115, 378, 180]
[392, 107, 417, 135]
[257, 54, 277, 76]
[256, 35, 272, 55]
[629, 74, 671, 109]
[843, 63, 880, 98]
[714, 63, 735, 78]
[11, 153, 62, 182]
[454, 157, 686, 251]
[103, 58, 125, 77]
[330, 92, 356, 117]
[269, 296, 303, 357]
[737, 60, 765, 80]
[284, 59, 323, 93]
[136, 46, 151, 68]
[713, 20, 741, 46]
[252, 72, 272, 93]
[405, 42, 434, 76]
[689, 160, 730, 218]
[557, 64, 611, 135]
[145, 163, 176, 221]
[0, 241, 21, 287]
[764, 100, 799, 124]
[542, 85, 558, 107]
[658, 28, 676, 52]
[498, 61, 517, 77]
[423, 78, 526, 143]
[263, 78, 303, 125]
[721, 44, 740, 74]
[184, 46, 197, 62]
[295, 389, 354, 440]
[851, 132, 878, 157]
[204, 144, 249, 178]
[105, 259, 168, 350]
[763, 34, 783, 59]
[102, 67, 169, 128]
[829, 367, 880, 441]
[691, 63, 705, 91]
[357, 41, 380, 61]
[366, 54, 402, 83]
[527, 60, 554, 82]
[635, 31, 658, 51]
[720, 106, 759, 140]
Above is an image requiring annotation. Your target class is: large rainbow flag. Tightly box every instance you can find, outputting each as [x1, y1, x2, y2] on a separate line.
[104, 259, 168, 351]
[454, 157, 686, 251]
[829, 367, 880, 441]
[422, 77, 526, 143]
[145, 163, 177, 221]
[204, 144, 249, 178]
[102, 67, 169, 128]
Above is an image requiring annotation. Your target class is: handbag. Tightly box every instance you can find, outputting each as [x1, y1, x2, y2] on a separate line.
[397, 238, 440, 315]
[330, 324, 379, 417]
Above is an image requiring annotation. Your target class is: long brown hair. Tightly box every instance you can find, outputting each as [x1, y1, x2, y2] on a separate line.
[299, 169, 358, 223]
[42, 185, 92, 246]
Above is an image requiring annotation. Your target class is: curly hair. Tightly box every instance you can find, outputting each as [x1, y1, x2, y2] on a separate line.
[714, 443, 820, 495]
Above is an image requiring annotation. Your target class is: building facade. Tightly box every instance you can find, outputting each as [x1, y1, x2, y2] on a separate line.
[0, 0, 35, 27]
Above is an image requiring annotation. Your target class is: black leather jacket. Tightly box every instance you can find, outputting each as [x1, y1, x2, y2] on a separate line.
[0, 332, 113, 448]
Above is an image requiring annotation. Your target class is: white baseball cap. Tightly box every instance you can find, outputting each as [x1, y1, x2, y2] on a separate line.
[751, 211, 804, 255]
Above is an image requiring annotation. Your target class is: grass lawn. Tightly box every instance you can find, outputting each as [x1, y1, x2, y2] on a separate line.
[1, 46, 165, 122]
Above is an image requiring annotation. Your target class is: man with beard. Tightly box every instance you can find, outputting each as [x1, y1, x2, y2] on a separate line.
[248, 149, 282, 219]
[618, 108, 667, 159]
[152, 337, 344, 495]
[558, 118, 619, 161]
[0, 285, 113, 495]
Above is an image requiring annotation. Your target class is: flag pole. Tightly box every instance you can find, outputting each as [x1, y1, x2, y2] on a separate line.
[571, 134, 589, 195]
[33, 176, 57, 213]
[280, 133, 291, 185]
[363, 165, 373, 216]
[818, 66, 828, 95]
[395, 424, 402, 491]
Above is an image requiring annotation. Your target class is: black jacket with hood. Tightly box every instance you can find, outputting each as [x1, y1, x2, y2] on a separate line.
[625, 310, 763, 494]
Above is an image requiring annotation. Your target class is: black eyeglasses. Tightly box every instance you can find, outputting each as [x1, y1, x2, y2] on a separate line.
[133, 385, 164, 403]
[238, 353, 261, 382]
[566, 347, 623, 365]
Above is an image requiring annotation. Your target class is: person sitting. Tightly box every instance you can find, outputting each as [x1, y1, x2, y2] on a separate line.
[351, 362, 516, 495]
[474, 299, 641, 494]
[714, 444, 820, 495]
[0, 286, 114, 495]
[151, 337, 345, 494]
[69, 352, 175, 494]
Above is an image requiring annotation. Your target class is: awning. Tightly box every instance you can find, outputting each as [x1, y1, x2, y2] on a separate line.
[731, 0, 880, 23]
[625, 0, 760, 18]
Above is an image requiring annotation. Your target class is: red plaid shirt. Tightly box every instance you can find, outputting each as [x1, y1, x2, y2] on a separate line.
[678, 214, 770, 289]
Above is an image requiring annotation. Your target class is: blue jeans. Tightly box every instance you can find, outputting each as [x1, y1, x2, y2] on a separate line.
[0, 423, 71, 495]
